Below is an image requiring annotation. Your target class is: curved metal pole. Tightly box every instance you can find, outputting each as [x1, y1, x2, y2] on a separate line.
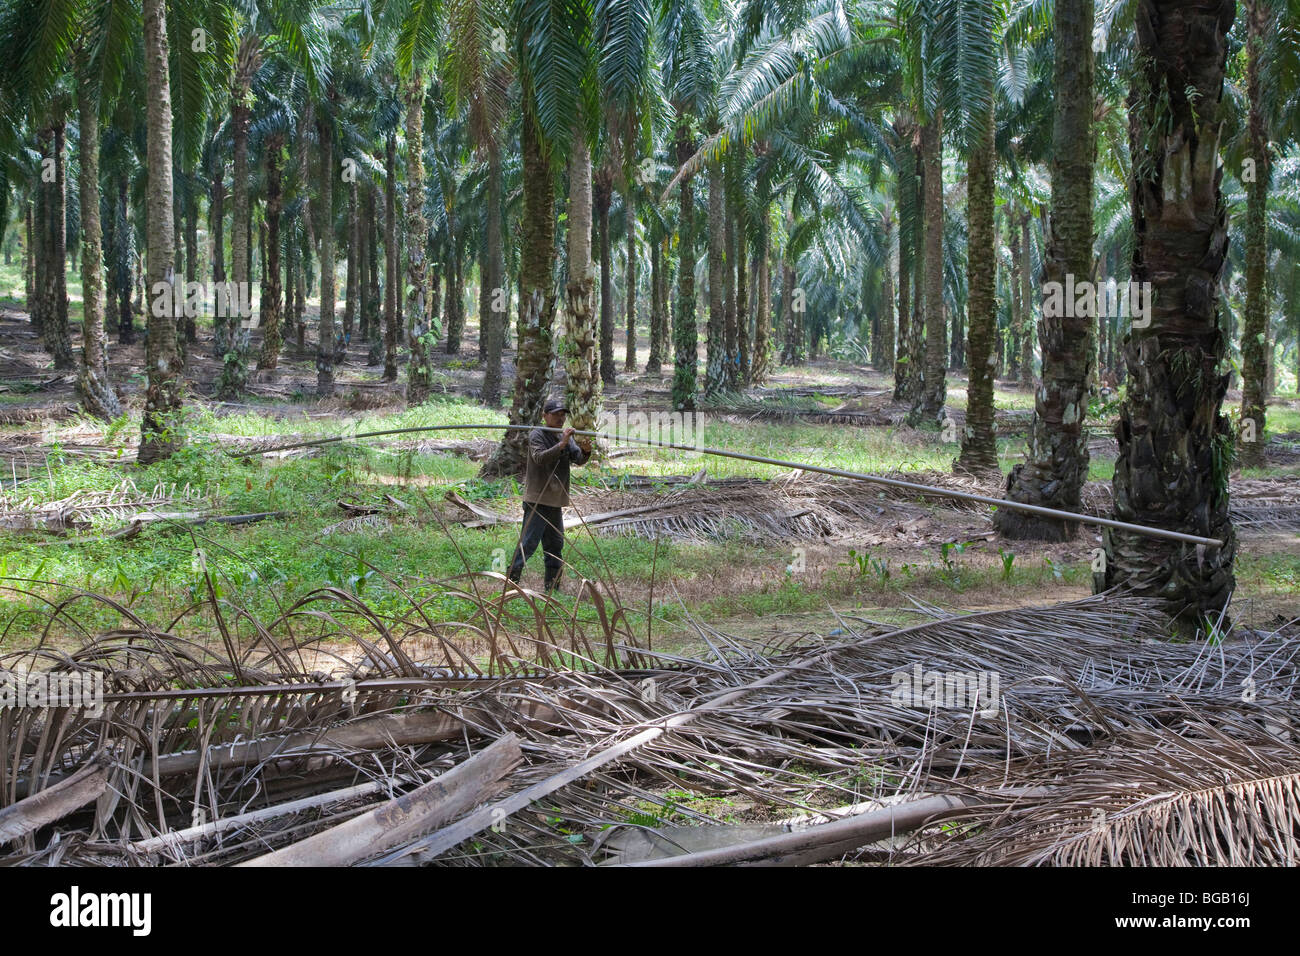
[234, 423, 1225, 548]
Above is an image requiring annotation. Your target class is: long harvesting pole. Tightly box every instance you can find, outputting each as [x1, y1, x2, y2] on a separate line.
[233, 424, 1225, 548]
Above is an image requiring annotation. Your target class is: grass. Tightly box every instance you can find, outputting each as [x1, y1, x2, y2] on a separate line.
[0, 300, 1295, 651]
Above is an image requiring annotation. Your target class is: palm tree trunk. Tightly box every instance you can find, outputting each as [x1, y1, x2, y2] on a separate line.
[1102, 0, 1237, 630]
[880, 216, 895, 372]
[646, 232, 664, 375]
[23, 203, 33, 306]
[481, 112, 558, 476]
[365, 188, 383, 366]
[723, 179, 737, 389]
[75, 62, 121, 421]
[221, 40, 258, 399]
[294, 235, 306, 350]
[32, 134, 48, 338]
[706, 157, 726, 390]
[564, 130, 599, 432]
[1008, 208, 1022, 381]
[343, 178, 358, 348]
[672, 116, 698, 410]
[44, 120, 75, 370]
[1239, 0, 1269, 467]
[183, 186, 198, 345]
[210, 166, 225, 355]
[383, 133, 399, 381]
[912, 113, 945, 422]
[1018, 214, 1033, 387]
[958, 98, 998, 475]
[752, 216, 770, 384]
[481, 146, 505, 403]
[996, 0, 1095, 541]
[138, 0, 183, 464]
[595, 165, 615, 386]
[446, 203, 464, 355]
[316, 113, 335, 397]
[114, 175, 133, 345]
[404, 71, 435, 406]
[736, 211, 750, 384]
[895, 222, 911, 398]
[624, 187, 638, 373]
[257, 135, 284, 371]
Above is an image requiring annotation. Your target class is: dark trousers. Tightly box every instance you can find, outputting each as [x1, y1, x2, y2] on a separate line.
[507, 501, 564, 585]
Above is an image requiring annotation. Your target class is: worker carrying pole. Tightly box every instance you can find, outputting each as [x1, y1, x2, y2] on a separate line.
[506, 398, 591, 592]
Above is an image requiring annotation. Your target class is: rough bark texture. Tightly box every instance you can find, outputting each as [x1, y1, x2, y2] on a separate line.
[596, 165, 615, 386]
[624, 187, 637, 373]
[32, 143, 46, 339]
[404, 73, 435, 406]
[183, 187, 198, 345]
[257, 134, 285, 371]
[445, 203, 463, 355]
[958, 99, 998, 475]
[723, 177, 737, 389]
[912, 114, 945, 423]
[751, 219, 771, 384]
[75, 67, 122, 421]
[1238, 0, 1269, 467]
[343, 177, 358, 347]
[138, 0, 183, 465]
[564, 133, 600, 433]
[220, 37, 260, 400]
[365, 188, 383, 366]
[1018, 215, 1034, 387]
[24, 204, 32, 306]
[736, 212, 750, 384]
[113, 176, 133, 345]
[316, 114, 335, 397]
[481, 147, 506, 404]
[383, 134, 399, 382]
[1008, 207, 1023, 380]
[44, 122, 75, 370]
[996, 0, 1095, 541]
[480, 113, 557, 477]
[210, 168, 225, 355]
[646, 232, 664, 374]
[879, 216, 895, 372]
[671, 119, 698, 411]
[705, 158, 726, 392]
[893, 120, 916, 401]
[1102, 0, 1237, 630]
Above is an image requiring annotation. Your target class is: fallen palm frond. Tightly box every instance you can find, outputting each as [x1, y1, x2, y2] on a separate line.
[908, 720, 1300, 865]
[0, 481, 212, 534]
[2, 556, 1296, 866]
[1077, 476, 1300, 531]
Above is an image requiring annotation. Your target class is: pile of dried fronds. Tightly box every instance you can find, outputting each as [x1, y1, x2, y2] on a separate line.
[3, 570, 1296, 866]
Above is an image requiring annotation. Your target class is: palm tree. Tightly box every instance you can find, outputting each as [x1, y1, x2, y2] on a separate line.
[1101, 0, 1238, 630]
[480, 0, 578, 474]
[138, 0, 183, 464]
[996, 0, 1095, 541]
[74, 33, 122, 421]
[398, 1, 441, 406]
[957, 94, 997, 474]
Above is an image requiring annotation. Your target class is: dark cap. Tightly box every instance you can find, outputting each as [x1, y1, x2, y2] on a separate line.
[543, 398, 568, 414]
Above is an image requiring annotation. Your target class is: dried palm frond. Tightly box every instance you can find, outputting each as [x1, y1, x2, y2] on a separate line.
[910, 720, 1300, 866]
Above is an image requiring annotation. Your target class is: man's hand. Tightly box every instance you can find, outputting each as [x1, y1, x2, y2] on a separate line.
[561, 427, 575, 442]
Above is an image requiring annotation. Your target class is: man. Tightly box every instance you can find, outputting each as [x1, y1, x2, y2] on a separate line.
[506, 398, 590, 591]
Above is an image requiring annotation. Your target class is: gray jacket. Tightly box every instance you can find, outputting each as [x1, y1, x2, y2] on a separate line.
[523, 427, 589, 506]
